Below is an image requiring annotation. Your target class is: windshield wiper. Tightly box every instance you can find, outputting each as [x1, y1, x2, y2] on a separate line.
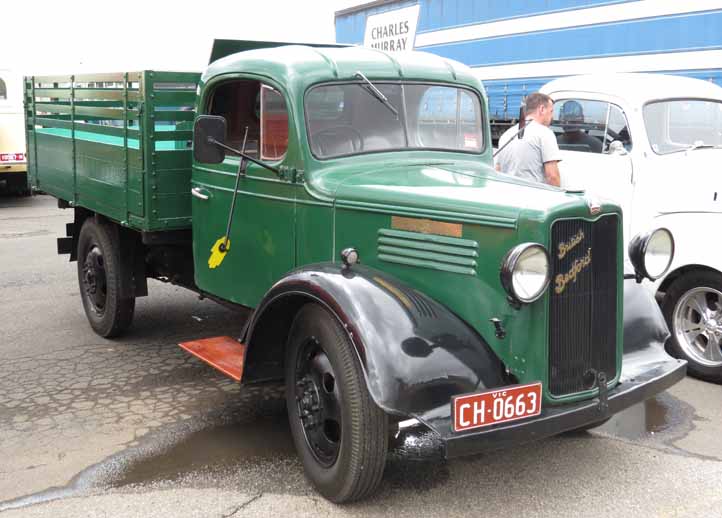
[354, 71, 399, 119]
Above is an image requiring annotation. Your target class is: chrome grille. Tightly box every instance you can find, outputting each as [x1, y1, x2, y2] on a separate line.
[548, 215, 618, 396]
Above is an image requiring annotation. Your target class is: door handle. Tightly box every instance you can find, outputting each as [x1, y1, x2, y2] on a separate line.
[191, 187, 210, 201]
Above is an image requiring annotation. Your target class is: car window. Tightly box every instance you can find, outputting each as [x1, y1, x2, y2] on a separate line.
[208, 80, 289, 161]
[306, 82, 483, 159]
[643, 99, 722, 154]
[551, 99, 632, 153]
[260, 85, 289, 161]
[416, 86, 482, 151]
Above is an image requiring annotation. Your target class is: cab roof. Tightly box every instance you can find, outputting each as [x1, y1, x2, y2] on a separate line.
[202, 45, 485, 97]
[540, 73, 722, 105]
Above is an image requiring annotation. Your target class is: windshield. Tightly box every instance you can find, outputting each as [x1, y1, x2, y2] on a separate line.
[305, 82, 484, 159]
[643, 99, 722, 154]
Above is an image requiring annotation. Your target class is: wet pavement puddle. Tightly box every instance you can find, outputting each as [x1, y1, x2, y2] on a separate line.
[111, 416, 296, 487]
[594, 392, 689, 440]
[0, 390, 691, 512]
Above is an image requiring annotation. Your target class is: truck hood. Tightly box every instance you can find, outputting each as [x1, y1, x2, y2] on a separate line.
[650, 149, 722, 215]
[310, 160, 590, 224]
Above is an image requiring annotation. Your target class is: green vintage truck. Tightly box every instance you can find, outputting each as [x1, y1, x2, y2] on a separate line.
[25, 40, 685, 502]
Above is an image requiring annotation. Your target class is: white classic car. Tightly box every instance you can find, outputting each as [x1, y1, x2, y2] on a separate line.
[539, 73, 722, 383]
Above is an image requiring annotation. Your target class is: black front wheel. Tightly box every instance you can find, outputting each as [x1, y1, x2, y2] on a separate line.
[77, 218, 135, 337]
[285, 303, 388, 503]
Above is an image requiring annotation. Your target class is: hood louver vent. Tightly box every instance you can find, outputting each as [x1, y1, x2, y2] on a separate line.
[377, 228, 478, 276]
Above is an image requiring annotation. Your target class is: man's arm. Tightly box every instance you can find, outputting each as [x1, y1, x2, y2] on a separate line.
[539, 126, 562, 187]
[543, 161, 561, 187]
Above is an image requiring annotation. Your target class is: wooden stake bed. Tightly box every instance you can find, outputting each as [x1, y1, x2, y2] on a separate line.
[178, 336, 246, 381]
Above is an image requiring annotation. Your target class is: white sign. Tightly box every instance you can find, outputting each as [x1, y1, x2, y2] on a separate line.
[363, 5, 420, 52]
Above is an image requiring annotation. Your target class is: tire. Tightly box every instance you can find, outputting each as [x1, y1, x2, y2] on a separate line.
[285, 303, 388, 503]
[662, 270, 722, 383]
[77, 218, 135, 337]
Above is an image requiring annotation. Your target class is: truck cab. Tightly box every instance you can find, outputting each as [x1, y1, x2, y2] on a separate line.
[0, 70, 28, 195]
[541, 73, 722, 382]
[26, 44, 685, 503]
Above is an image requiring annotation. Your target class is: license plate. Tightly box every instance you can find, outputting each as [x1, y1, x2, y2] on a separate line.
[453, 382, 542, 432]
[0, 153, 24, 163]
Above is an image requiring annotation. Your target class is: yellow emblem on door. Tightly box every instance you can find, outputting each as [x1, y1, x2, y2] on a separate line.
[208, 236, 230, 269]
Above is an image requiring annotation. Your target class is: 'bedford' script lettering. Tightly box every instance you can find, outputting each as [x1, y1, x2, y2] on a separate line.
[555, 248, 592, 294]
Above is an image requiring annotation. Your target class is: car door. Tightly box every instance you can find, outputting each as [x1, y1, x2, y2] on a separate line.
[550, 95, 635, 241]
[191, 79, 296, 307]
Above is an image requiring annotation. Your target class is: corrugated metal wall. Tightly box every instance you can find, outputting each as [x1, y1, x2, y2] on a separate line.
[336, 0, 722, 120]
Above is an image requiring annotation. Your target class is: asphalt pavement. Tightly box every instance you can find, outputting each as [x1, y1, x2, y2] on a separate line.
[1, 195, 720, 517]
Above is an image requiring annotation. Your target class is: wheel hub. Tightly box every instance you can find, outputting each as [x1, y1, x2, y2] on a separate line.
[294, 340, 342, 468]
[673, 286, 722, 367]
[296, 377, 322, 430]
[82, 246, 107, 314]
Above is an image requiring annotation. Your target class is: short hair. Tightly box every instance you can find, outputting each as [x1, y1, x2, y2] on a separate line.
[524, 92, 553, 113]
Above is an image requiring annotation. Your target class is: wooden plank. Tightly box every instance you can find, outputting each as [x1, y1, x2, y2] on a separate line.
[74, 106, 140, 119]
[153, 110, 196, 122]
[73, 122, 136, 139]
[152, 90, 197, 105]
[34, 103, 72, 114]
[178, 336, 246, 381]
[33, 89, 72, 99]
[32, 75, 73, 84]
[73, 100, 126, 108]
[72, 88, 141, 101]
[151, 71, 202, 82]
[73, 72, 141, 83]
[35, 117, 74, 130]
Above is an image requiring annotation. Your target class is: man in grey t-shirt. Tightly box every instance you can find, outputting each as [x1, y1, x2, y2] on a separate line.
[495, 93, 561, 187]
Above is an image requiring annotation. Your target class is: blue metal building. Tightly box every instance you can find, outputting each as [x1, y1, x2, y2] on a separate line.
[335, 1, 722, 122]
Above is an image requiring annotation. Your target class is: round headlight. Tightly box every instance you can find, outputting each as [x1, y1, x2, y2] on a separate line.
[628, 228, 674, 281]
[501, 243, 550, 304]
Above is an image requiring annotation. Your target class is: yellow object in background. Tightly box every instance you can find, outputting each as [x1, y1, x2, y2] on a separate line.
[208, 236, 230, 269]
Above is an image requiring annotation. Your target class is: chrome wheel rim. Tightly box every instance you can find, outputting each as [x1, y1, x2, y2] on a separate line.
[673, 287, 722, 367]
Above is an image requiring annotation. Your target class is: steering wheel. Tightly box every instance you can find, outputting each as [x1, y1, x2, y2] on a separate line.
[310, 126, 364, 156]
[602, 127, 624, 153]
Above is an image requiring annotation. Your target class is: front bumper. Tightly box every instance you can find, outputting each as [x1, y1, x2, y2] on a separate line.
[415, 352, 686, 459]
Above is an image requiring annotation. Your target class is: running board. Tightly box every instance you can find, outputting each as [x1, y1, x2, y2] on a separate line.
[178, 336, 246, 381]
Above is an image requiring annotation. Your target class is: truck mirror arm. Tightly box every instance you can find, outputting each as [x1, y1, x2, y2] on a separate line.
[492, 118, 532, 158]
[207, 137, 281, 176]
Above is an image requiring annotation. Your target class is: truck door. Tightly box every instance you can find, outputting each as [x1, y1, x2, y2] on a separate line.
[552, 97, 634, 242]
[191, 79, 295, 307]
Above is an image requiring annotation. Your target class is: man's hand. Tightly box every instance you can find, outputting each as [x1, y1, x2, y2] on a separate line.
[544, 161, 561, 187]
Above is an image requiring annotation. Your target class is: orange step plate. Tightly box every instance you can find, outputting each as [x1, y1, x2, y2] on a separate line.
[178, 336, 246, 381]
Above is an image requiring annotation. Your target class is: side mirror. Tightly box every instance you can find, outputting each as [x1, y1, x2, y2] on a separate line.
[608, 140, 628, 156]
[193, 115, 227, 164]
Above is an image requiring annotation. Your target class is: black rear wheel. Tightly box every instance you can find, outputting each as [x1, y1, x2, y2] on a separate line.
[77, 218, 135, 337]
[285, 303, 387, 503]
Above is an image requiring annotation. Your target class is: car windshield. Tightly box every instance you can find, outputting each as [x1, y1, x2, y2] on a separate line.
[305, 82, 484, 159]
[643, 98, 722, 154]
